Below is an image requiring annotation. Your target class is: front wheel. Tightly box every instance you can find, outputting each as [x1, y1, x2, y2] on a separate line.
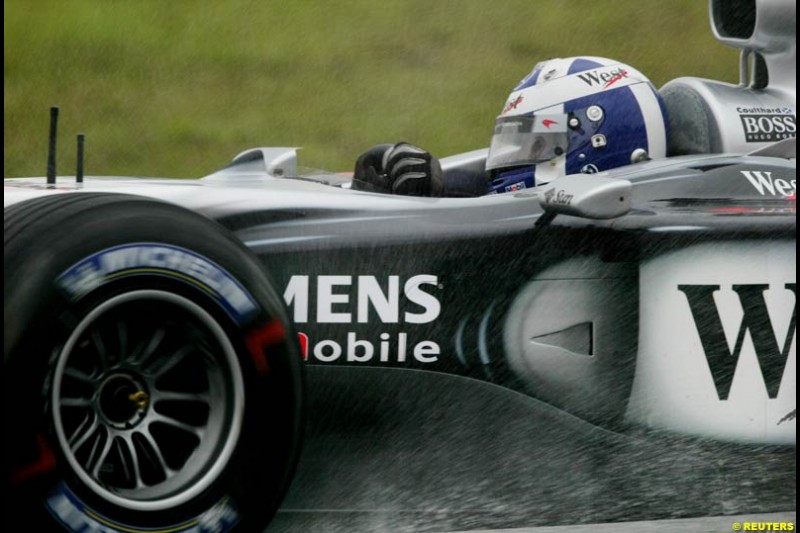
[4, 193, 303, 532]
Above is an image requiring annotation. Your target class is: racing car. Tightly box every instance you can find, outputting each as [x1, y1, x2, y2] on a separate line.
[4, 0, 796, 531]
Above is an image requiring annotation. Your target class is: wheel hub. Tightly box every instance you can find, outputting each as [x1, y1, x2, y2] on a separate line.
[51, 290, 244, 511]
[98, 373, 149, 429]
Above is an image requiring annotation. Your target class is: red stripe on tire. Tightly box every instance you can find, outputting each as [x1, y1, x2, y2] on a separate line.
[246, 319, 286, 375]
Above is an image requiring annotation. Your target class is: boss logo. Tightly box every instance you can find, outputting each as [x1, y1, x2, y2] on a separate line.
[739, 114, 796, 143]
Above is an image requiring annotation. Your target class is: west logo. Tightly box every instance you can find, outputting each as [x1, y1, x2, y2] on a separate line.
[678, 284, 796, 400]
[577, 67, 629, 88]
[740, 170, 796, 197]
[502, 95, 523, 114]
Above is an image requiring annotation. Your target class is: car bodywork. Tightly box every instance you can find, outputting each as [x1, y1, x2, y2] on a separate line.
[5, 138, 796, 445]
[3, 0, 796, 530]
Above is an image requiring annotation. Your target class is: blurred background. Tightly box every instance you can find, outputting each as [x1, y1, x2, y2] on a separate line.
[4, 0, 737, 179]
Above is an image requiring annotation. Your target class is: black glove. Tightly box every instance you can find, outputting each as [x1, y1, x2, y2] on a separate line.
[352, 142, 443, 196]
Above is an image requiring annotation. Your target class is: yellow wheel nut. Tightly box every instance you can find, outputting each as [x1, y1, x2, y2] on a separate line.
[128, 391, 149, 410]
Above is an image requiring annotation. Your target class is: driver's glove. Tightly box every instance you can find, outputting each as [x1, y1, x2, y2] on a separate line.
[352, 142, 443, 196]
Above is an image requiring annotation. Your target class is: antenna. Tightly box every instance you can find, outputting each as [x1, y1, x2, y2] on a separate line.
[76, 133, 85, 183]
[46, 106, 59, 185]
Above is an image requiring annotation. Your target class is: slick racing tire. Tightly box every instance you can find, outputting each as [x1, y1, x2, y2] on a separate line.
[4, 193, 303, 532]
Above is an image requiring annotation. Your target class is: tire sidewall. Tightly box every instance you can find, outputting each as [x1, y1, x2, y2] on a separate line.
[4, 196, 302, 532]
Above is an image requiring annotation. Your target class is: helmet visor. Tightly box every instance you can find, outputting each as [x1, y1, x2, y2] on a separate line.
[486, 114, 569, 171]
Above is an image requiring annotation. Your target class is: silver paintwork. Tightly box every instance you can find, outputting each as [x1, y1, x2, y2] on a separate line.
[711, 0, 796, 90]
[661, 0, 796, 155]
[533, 174, 631, 220]
[3, 149, 792, 231]
[204, 146, 299, 180]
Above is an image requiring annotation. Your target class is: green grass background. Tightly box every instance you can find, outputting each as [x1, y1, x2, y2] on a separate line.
[5, 0, 737, 179]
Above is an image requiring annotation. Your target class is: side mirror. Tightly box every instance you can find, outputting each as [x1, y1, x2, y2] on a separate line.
[531, 174, 632, 221]
[204, 147, 299, 180]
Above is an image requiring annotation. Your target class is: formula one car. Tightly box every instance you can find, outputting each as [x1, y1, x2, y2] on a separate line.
[3, 0, 796, 531]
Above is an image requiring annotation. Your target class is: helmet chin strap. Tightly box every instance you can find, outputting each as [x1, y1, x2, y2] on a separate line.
[531, 154, 566, 184]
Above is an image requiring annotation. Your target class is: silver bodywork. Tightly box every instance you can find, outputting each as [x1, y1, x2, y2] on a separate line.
[662, 0, 795, 155]
[4, 0, 796, 446]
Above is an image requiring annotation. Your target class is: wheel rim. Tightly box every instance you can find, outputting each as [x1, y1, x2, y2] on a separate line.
[51, 290, 245, 512]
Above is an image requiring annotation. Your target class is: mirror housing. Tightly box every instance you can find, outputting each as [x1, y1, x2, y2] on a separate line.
[528, 174, 632, 220]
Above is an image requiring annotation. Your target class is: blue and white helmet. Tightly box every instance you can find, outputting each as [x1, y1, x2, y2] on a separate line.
[487, 56, 668, 194]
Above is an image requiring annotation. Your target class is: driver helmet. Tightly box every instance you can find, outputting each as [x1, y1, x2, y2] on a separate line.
[487, 56, 668, 194]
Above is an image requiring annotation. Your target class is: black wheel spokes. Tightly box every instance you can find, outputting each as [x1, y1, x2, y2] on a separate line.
[52, 291, 243, 510]
[129, 327, 166, 369]
[116, 320, 128, 364]
[62, 322, 210, 488]
[67, 411, 100, 451]
[86, 427, 113, 479]
[144, 344, 194, 378]
[90, 329, 110, 371]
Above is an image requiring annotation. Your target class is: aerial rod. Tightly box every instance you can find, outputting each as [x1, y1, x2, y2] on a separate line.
[46, 106, 59, 185]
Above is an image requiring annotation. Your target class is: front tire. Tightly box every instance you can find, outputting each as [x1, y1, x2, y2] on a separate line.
[4, 193, 303, 532]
